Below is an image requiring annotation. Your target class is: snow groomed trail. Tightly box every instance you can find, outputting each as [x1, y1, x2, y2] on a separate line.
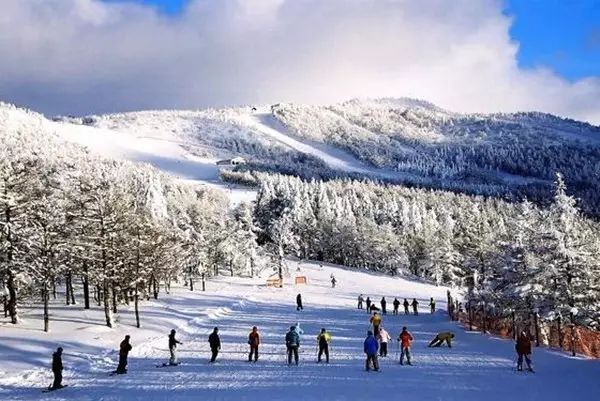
[1, 262, 598, 401]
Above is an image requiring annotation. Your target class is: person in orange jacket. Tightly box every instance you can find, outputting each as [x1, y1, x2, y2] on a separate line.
[248, 326, 260, 362]
[398, 327, 414, 365]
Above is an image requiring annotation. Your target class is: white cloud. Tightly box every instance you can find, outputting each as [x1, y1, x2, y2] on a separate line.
[0, 0, 599, 123]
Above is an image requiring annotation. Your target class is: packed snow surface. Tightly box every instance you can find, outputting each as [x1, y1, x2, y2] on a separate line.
[1, 261, 598, 401]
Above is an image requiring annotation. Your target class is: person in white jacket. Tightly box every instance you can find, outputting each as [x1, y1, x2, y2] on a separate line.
[378, 327, 392, 357]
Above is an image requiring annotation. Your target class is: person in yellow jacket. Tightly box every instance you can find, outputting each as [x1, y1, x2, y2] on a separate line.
[428, 331, 455, 348]
[370, 312, 382, 334]
[317, 328, 332, 363]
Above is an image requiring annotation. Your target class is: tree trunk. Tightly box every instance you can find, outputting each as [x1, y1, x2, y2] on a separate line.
[43, 282, 49, 332]
[112, 282, 118, 314]
[152, 275, 158, 300]
[52, 282, 56, 300]
[134, 283, 140, 328]
[82, 268, 90, 310]
[7, 270, 18, 324]
[123, 289, 130, 306]
[103, 279, 113, 328]
[68, 273, 76, 305]
[65, 273, 71, 306]
[230, 259, 234, 277]
[96, 284, 102, 306]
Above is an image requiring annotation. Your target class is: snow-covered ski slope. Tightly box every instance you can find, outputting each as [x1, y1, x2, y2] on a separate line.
[1, 261, 598, 401]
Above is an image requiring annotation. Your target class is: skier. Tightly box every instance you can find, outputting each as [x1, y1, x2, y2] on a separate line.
[403, 298, 410, 315]
[398, 326, 414, 365]
[364, 330, 379, 372]
[393, 297, 400, 315]
[358, 294, 364, 310]
[168, 329, 182, 365]
[296, 293, 303, 311]
[378, 327, 391, 357]
[248, 326, 260, 362]
[115, 335, 132, 374]
[50, 347, 64, 390]
[370, 311, 382, 334]
[366, 296, 372, 313]
[429, 297, 436, 314]
[380, 297, 387, 315]
[331, 276, 337, 288]
[428, 332, 455, 348]
[208, 327, 221, 363]
[317, 328, 331, 363]
[286, 325, 300, 365]
[516, 331, 534, 372]
[411, 298, 419, 316]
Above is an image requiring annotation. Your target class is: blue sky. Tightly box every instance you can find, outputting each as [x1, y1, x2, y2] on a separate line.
[105, 0, 600, 81]
[505, 0, 600, 80]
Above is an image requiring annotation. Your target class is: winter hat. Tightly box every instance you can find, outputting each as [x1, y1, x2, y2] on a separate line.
[171, 329, 176, 334]
[290, 325, 296, 330]
[367, 330, 373, 336]
[57, 347, 63, 353]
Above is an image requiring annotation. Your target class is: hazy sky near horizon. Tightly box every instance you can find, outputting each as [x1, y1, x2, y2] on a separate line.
[1, 0, 599, 123]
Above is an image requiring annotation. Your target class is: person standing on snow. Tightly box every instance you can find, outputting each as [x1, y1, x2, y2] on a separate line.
[370, 312, 382, 334]
[378, 327, 391, 357]
[515, 331, 534, 372]
[115, 335, 132, 374]
[248, 326, 260, 362]
[403, 298, 410, 315]
[168, 329, 182, 365]
[358, 294, 364, 310]
[208, 327, 221, 363]
[380, 297, 387, 315]
[50, 347, 64, 390]
[331, 276, 337, 288]
[429, 297, 436, 314]
[364, 330, 380, 371]
[366, 297, 372, 313]
[317, 328, 331, 363]
[393, 297, 400, 315]
[286, 325, 301, 365]
[296, 293, 303, 311]
[398, 327, 414, 365]
[411, 298, 419, 316]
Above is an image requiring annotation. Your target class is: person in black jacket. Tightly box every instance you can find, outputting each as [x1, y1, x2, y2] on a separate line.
[366, 297, 372, 313]
[380, 297, 387, 315]
[169, 329, 182, 365]
[208, 327, 221, 363]
[296, 294, 303, 311]
[403, 298, 410, 315]
[116, 335, 132, 374]
[393, 298, 400, 315]
[51, 347, 64, 390]
[412, 298, 419, 316]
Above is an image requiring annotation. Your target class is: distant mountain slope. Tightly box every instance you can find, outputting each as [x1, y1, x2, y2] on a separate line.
[3, 98, 600, 214]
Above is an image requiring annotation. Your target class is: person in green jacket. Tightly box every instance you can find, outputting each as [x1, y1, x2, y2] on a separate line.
[428, 332, 455, 348]
[317, 328, 331, 363]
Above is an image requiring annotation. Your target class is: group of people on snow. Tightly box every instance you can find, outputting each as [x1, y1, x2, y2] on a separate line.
[358, 295, 436, 316]
[46, 292, 534, 391]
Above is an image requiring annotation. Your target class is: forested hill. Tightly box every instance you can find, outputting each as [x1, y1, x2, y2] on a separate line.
[271, 99, 600, 215]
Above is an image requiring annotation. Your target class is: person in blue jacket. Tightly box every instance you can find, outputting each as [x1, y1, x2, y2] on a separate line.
[364, 330, 379, 371]
[286, 326, 301, 365]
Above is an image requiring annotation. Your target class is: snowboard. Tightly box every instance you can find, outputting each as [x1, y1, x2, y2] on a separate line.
[42, 385, 69, 393]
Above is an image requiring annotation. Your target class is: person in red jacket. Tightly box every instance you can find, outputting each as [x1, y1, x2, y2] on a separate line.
[248, 326, 260, 362]
[516, 331, 534, 372]
[398, 327, 414, 365]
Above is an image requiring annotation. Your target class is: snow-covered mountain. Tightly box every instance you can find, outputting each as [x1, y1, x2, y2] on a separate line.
[3, 98, 600, 213]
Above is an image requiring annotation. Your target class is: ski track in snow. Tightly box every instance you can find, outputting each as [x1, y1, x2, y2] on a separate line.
[1, 261, 598, 401]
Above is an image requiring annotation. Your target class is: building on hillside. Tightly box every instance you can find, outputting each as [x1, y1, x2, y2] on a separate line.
[216, 157, 247, 166]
